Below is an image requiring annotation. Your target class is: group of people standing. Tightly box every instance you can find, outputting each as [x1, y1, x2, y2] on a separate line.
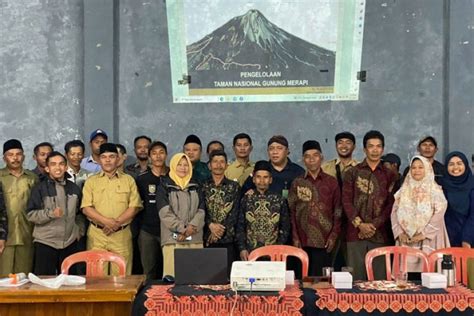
[0, 128, 472, 282]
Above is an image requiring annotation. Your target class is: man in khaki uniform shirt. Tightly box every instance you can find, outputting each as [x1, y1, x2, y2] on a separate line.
[225, 133, 254, 186]
[81, 143, 142, 275]
[321, 132, 359, 184]
[0, 139, 38, 274]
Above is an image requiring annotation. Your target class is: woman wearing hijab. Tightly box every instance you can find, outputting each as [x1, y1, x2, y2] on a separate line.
[158, 153, 205, 277]
[391, 156, 449, 272]
[442, 151, 474, 247]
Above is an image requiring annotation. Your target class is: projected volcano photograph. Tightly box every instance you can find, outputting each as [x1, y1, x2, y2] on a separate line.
[184, 4, 336, 95]
[167, 0, 366, 102]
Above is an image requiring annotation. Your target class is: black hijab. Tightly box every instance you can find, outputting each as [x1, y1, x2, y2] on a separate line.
[442, 151, 474, 215]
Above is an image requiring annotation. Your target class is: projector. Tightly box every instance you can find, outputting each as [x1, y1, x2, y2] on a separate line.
[230, 261, 286, 291]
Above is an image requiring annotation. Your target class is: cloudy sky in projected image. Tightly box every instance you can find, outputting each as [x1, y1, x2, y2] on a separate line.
[183, 0, 338, 51]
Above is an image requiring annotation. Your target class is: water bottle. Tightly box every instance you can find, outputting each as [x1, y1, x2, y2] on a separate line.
[441, 254, 456, 287]
[8, 273, 27, 284]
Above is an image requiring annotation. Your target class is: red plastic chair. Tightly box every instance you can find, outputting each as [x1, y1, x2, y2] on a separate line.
[61, 250, 127, 277]
[365, 246, 429, 280]
[428, 247, 474, 285]
[248, 245, 309, 277]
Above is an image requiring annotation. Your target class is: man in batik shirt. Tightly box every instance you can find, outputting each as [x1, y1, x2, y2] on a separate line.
[202, 150, 240, 272]
[236, 160, 290, 261]
[342, 130, 396, 280]
[288, 140, 342, 276]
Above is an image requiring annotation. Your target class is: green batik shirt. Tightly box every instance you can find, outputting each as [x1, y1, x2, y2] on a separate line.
[192, 160, 211, 184]
[0, 168, 38, 246]
[236, 191, 290, 252]
[202, 177, 240, 245]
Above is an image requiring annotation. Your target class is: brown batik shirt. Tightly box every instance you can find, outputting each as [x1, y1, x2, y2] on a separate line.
[288, 171, 342, 248]
[342, 159, 396, 243]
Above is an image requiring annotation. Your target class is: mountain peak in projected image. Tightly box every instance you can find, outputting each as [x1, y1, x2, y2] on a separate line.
[186, 9, 335, 85]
